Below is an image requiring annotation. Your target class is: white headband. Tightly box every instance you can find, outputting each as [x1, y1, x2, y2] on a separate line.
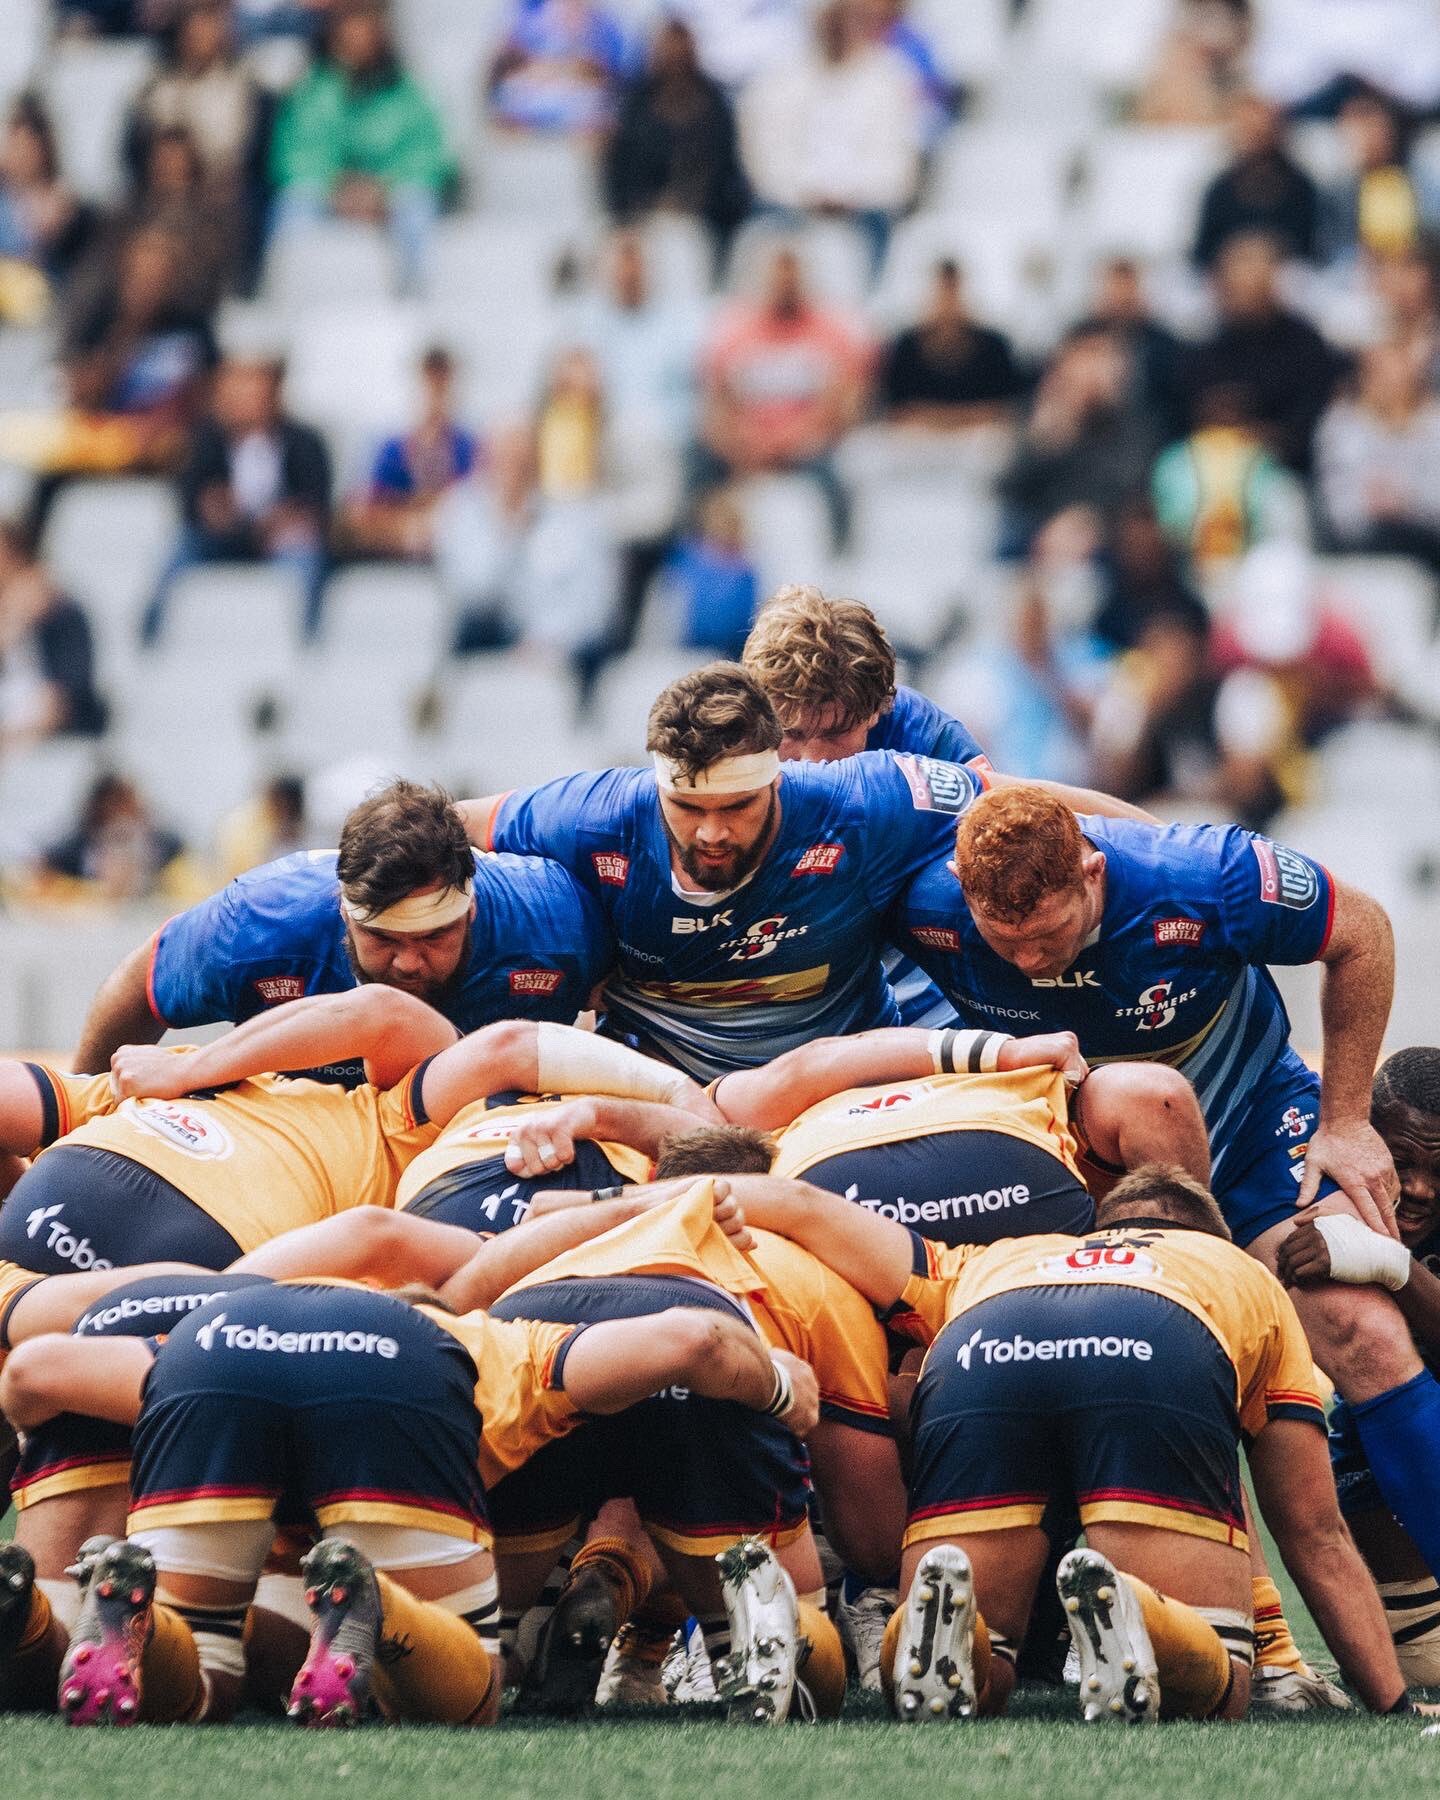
[652, 750, 781, 795]
[341, 881, 473, 933]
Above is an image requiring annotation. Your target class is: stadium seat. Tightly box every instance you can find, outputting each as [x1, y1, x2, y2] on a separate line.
[264, 220, 398, 310]
[0, 737, 102, 860]
[1073, 125, 1226, 262]
[1021, 0, 1174, 93]
[41, 478, 182, 677]
[726, 217, 873, 309]
[317, 564, 448, 679]
[41, 40, 156, 204]
[1314, 720, 1440, 812]
[148, 564, 307, 698]
[924, 126, 1076, 249]
[908, 0, 1011, 87]
[635, 213, 718, 303]
[0, 0, 44, 110]
[589, 648, 703, 765]
[733, 474, 836, 598]
[438, 656, 592, 788]
[1319, 555, 1438, 691]
[280, 659, 428, 766]
[825, 552, 972, 656]
[474, 132, 600, 223]
[286, 304, 428, 437]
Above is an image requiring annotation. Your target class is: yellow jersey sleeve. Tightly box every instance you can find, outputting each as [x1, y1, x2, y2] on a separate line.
[0, 1258, 46, 1362]
[23, 1062, 117, 1145]
[429, 1309, 583, 1488]
[750, 1233, 891, 1434]
[1239, 1280, 1326, 1438]
[375, 1061, 444, 1172]
[891, 1238, 984, 1346]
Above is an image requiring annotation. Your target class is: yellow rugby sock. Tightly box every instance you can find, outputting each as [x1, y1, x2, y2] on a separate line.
[796, 1601, 847, 1719]
[371, 1571, 496, 1725]
[1252, 1576, 1304, 1672]
[140, 1603, 206, 1722]
[617, 1588, 688, 1665]
[7, 1584, 63, 1709]
[1121, 1577, 1232, 1719]
[568, 1535, 651, 1624]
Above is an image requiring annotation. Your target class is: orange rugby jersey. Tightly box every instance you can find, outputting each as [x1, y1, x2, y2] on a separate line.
[25, 1062, 438, 1252]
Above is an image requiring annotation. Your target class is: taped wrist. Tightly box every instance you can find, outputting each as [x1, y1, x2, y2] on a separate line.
[927, 1028, 1013, 1076]
[1313, 1215, 1412, 1290]
[765, 1353, 795, 1419]
[534, 1024, 692, 1105]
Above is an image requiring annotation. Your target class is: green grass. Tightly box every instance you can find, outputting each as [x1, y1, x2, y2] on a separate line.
[4, 1512, 1438, 1800]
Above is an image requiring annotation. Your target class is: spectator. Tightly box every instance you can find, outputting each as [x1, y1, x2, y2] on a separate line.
[1182, 230, 1343, 471]
[1248, 0, 1440, 117]
[1151, 382, 1309, 574]
[1316, 338, 1440, 572]
[1192, 93, 1320, 268]
[111, 125, 230, 314]
[658, 486, 759, 656]
[1092, 498, 1210, 654]
[1136, 0, 1252, 126]
[570, 230, 703, 445]
[488, 0, 630, 136]
[340, 345, 478, 560]
[879, 258, 1022, 430]
[1372, 243, 1440, 382]
[698, 243, 870, 548]
[269, 0, 453, 294]
[0, 521, 106, 746]
[0, 94, 97, 321]
[1321, 87, 1437, 264]
[126, 0, 267, 286]
[602, 19, 750, 250]
[998, 324, 1157, 556]
[144, 352, 331, 641]
[39, 772, 202, 905]
[216, 772, 308, 879]
[851, 0, 956, 147]
[739, 0, 922, 271]
[1080, 256, 1185, 439]
[56, 224, 217, 476]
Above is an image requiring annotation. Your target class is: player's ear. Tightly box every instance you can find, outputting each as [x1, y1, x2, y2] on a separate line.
[946, 858, 960, 881]
[1081, 850, 1106, 883]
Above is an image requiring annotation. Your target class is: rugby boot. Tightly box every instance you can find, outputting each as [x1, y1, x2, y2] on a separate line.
[1251, 1663, 1351, 1712]
[663, 1618, 717, 1703]
[57, 1538, 154, 1726]
[1057, 1548, 1159, 1725]
[526, 1556, 627, 1715]
[714, 1536, 798, 1725]
[595, 1623, 672, 1709]
[838, 1583, 898, 1694]
[289, 1539, 380, 1727]
[891, 1546, 977, 1723]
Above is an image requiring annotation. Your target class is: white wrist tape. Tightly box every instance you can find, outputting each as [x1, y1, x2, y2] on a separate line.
[1313, 1214, 1412, 1291]
[928, 1028, 1013, 1076]
[765, 1353, 795, 1419]
[534, 1023, 693, 1105]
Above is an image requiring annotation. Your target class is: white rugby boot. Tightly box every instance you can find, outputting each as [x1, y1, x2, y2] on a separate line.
[839, 1584, 898, 1694]
[714, 1537, 799, 1724]
[1057, 1548, 1159, 1725]
[891, 1546, 977, 1723]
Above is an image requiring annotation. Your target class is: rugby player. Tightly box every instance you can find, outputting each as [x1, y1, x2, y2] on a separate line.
[0, 1275, 818, 1728]
[73, 780, 612, 1083]
[0, 1003, 708, 1273]
[1278, 1046, 1440, 1681]
[463, 663, 984, 1079]
[896, 785, 1440, 1586]
[714, 1165, 1409, 1720]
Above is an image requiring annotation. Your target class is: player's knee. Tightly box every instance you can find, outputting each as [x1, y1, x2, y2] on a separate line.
[0, 1337, 59, 1429]
[345, 1205, 410, 1259]
[1299, 1280, 1420, 1394]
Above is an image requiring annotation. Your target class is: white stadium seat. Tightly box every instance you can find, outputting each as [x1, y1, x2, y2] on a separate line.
[286, 305, 427, 436]
[0, 737, 102, 861]
[726, 217, 873, 309]
[734, 474, 835, 598]
[41, 478, 182, 679]
[1074, 126, 1226, 262]
[474, 132, 600, 223]
[264, 220, 397, 310]
[589, 648, 703, 765]
[41, 40, 156, 204]
[317, 564, 447, 679]
[1318, 556, 1438, 692]
[149, 564, 307, 693]
[438, 657, 592, 788]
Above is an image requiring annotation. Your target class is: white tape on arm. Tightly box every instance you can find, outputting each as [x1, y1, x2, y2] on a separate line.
[534, 1023, 694, 1105]
[1313, 1214, 1412, 1291]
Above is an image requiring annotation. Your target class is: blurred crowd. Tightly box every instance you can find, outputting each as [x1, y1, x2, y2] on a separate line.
[4, 0, 1440, 901]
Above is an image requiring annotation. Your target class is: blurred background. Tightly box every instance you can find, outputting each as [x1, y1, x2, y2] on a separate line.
[0, 0, 1438, 1048]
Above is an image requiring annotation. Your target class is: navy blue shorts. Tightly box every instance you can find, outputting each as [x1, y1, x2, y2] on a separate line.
[1211, 1056, 1340, 1248]
[798, 1130, 1094, 1248]
[11, 1271, 273, 1513]
[0, 1146, 242, 1274]
[128, 1284, 489, 1544]
[906, 1284, 1247, 1555]
[401, 1139, 627, 1236]
[487, 1274, 812, 1557]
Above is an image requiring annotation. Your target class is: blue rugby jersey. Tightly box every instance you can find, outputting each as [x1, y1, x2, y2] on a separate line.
[485, 752, 981, 1078]
[148, 849, 612, 1080]
[895, 816, 1335, 1181]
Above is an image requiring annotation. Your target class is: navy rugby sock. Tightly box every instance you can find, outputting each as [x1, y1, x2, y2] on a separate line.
[1351, 1369, 1440, 1582]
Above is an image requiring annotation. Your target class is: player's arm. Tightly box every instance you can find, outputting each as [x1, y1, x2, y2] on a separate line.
[714, 1028, 1086, 1131]
[558, 1308, 819, 1434]
[497, 1095, 717, 1178]
[417, 1020, 715, 1129]
[0, 1333, 154, 1430]
[453, 792, 509, 849]
[1248, 1416, 1407, 1711]
[439, 1194, 663, 1310]
[73, 938, 165, 1073]
[1277, 1216, 1440, 1351]
[229, 1209, 479, 1287]
[109, 987, 459, 1099]
[987, 771, 1158, 824]
[0, 1061, 55, 1156]
[1300, 879, 1399, 1232]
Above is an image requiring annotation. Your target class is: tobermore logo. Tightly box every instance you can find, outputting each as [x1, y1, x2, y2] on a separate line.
[592, 852, 629, 887]
[509, 968, 564, 996]
[78, 1288, 227, 1335]
[791, 843, 844, 877]
[194, 1311, 399, 1357]
[910, 926, 962, 952]
[254, 975, 306, 1004]
[24, 1203, 112, 1270]
[955, 1327, 1153, 1369]
[854, 1184, 1030, 1227]
[1152, 917, 1206, 948]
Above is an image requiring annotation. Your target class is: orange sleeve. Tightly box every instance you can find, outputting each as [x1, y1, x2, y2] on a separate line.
[25, 1063, 116, 1145]
[803, 1266, 893, 1434]
[886, 1238, 973, 1347]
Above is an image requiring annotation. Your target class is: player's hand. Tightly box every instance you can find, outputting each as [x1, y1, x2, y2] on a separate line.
[711, 1184, 755, 1252]
[108, 1044, 200, 1102]
[770, 1349, 819, 1437]
[1000, 1031, 1088, 1087]
[1276, 1215, 1332, 1288]
[504, 1108, 584, 1177]
[1297, 1120, 1401, 1239]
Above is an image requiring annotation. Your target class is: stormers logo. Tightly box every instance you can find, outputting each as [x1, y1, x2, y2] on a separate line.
[723, 916, 810, 962]
[1114, 980, 1199, 1032]
[1275, 1105, 1310, 1140]
[120, 1099, 235, 1161]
